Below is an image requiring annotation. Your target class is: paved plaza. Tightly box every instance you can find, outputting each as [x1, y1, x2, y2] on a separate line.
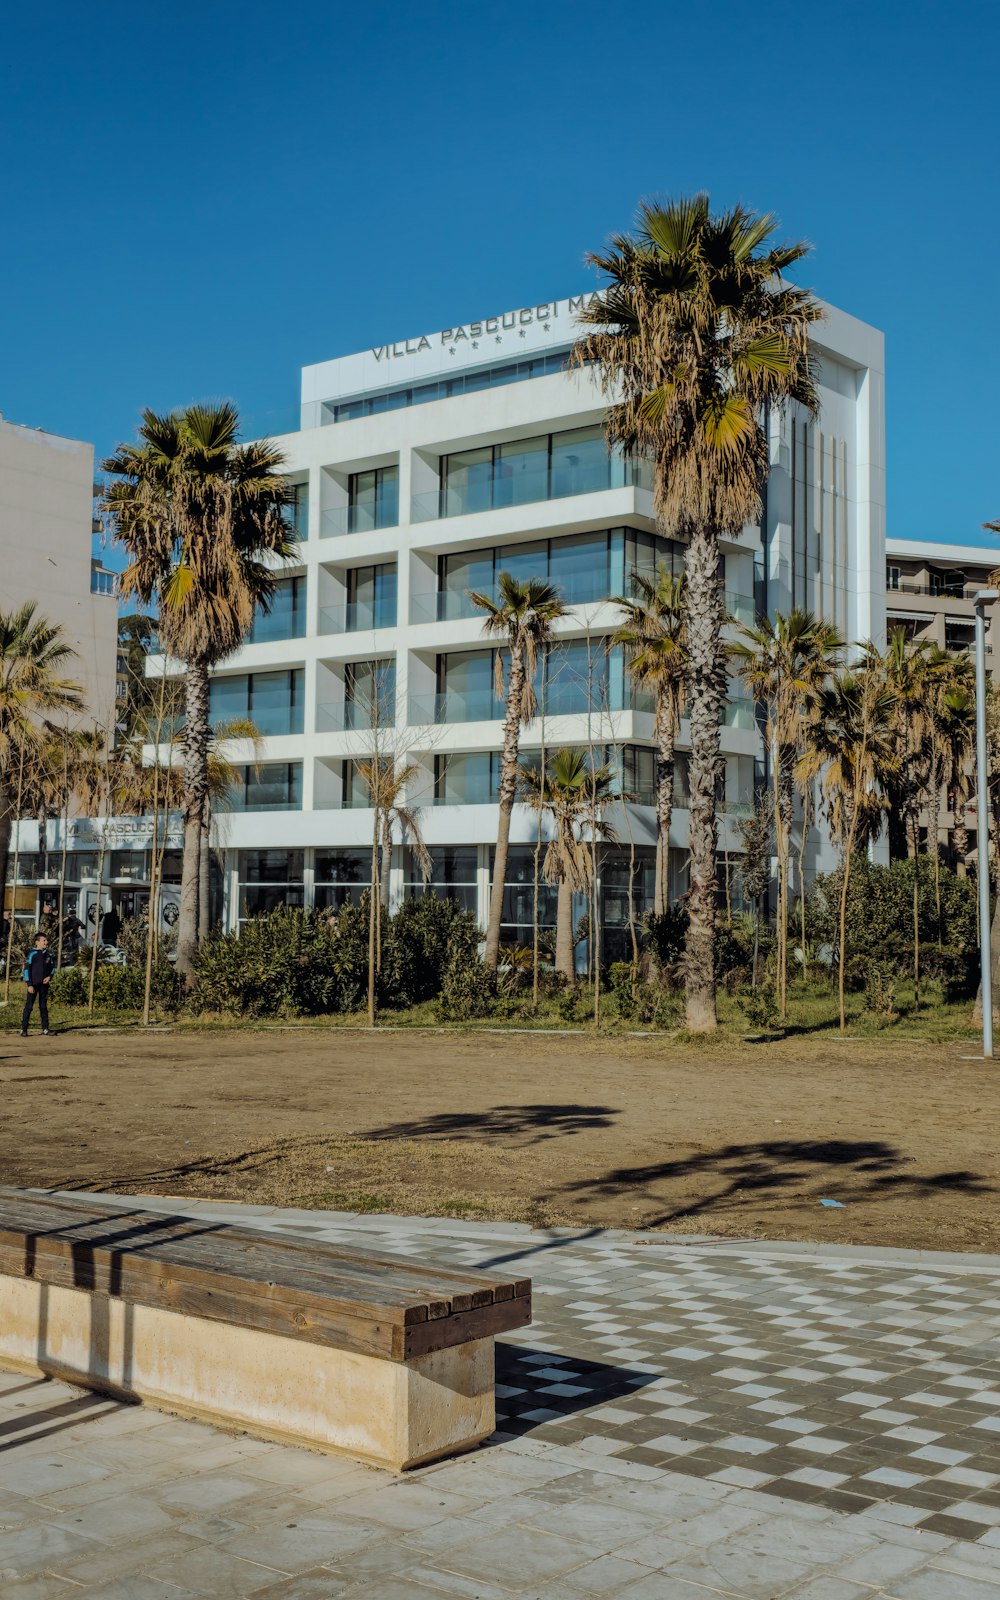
[2, 1194, 1000, 1596]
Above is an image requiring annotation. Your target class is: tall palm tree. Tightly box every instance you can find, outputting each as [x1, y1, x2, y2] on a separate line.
[470, 572, 566, 969]
[866, 629, 949, 1005]
[923, 649, 973, 921]
[0, 603, 82, 902]
[939, 684, 976, 875]
[731, 609, 842, 1017]
[520, 748, 618, 982]
[575, 196, 821, 1030]
[799, 667, 898, 1030]
[612, 566, 686, 914]
[102, 403, 295, 977]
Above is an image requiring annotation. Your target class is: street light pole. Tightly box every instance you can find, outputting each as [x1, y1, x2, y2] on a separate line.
[973, 589, 998, 1060]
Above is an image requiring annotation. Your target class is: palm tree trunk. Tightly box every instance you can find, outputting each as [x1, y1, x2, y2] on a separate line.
[683, 524, 725, 1032]
[777, 755, 793, 1018]
[484, 648, 526, 970]
[143, 772, 160, 1028]
[929, 763, 942, 940]
[56, 741, 70, 969]
[198, 816, 211, 942]
[0, 790, 12, 942]
[176, 657, 210, 979]
[798, 786, 810, 960]
[555, 876, 574, 982]
[954, 794, 969, 876]
[911, 808, 921, 1009]
[88, 826, 108, 1014]
[654, 721, 676, 917]
[379, 814, 392, 912]
[2, 753, 26, 1004]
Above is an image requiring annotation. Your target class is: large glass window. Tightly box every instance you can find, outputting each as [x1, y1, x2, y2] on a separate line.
[429, 528, 679, 622]
[238, 850, 304, 921]
[436, 650, 500, 722]
[248, 576, 306, 644]
[223, 763, 303, 813]
[488, 846, 557, 949]
[349, 465, 399, 532]
[434, 752, 502, 805]
[407, 847, 478, 915]
[209, 669, 304, 737]
[344, 659, 396, 730]
[347, 564, 397, 629]
[315, 850, 369, 911]
[326, 350, 571, 423]
[432, 426, 643, 520]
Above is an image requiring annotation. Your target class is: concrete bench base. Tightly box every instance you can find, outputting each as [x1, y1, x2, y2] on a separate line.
[0, 1274, 496, 1472]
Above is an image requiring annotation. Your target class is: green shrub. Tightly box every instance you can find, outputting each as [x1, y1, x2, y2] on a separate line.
[735, 983, 780, 1031]
[863, 966, 897, 1024]
[49, 964, 88, 1006]
[435, 953, 498, 1021]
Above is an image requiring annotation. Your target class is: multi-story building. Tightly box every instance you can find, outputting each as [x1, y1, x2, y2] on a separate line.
[6, 294, 886, 955]
[0, 418, 118, 719]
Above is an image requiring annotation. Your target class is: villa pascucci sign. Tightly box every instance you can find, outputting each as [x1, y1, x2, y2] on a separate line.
[67, 817, 183, 848]
[371, 292, 601, 362]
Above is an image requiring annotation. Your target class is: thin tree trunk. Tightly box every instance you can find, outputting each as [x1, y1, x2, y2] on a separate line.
[911, 810, 921, 1010]
[683, 524, 725, 1032]
[555, 875, 574, 982]
[929, 761, 942, 941]
[88, 826, 108, 1014]
[367, 806, 378, 1026]
[484, 648, 526, 970]
[143, 776, 160, 1028]
[532, 702, 546, 1013]
[176, 657, 210, 979]
[838, 723, 871, 1031]
[654, 718, 676, 916]
[0, 796, 11, 930]
[954, 789, 969, 877]
[2, 752, 26, 1004]
[799, 786, 810, 960]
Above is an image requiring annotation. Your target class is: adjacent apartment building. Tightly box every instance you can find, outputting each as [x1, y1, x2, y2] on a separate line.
[5, 295, 887, 953]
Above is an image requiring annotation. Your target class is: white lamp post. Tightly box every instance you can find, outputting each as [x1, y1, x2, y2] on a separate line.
[973, 589, 998, 1059]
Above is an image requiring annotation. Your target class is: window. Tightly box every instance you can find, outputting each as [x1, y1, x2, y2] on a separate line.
[886, 565, 900, 592]
[325, 350, 571, 422]
[248, 576, 306, 644]
[315, 850, 369, 911]
[209, 669, 304, 736]
[238, 850, 304, 921]
[430, 528, 681, 620]
[945, 620, 976, 653]
[434, 751, 502, 805]
[346, 564, 397, 629]
[348, 465, 399, 532]
[407, 847, 478, 915]
[435, 650, 500, 722]
[344, 659, 396, 730]
[433, 427, 643, 519]
[223, 763, 303, 813]
[488, 846, 557, 948]
[930, 568, 966, 598]
[288, 482, 309, 539]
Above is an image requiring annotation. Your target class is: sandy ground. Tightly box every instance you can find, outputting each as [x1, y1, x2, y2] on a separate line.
[1, 1023, 998, 1253]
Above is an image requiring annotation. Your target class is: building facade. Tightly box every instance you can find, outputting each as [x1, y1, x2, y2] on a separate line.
[7, 294, 887, 956]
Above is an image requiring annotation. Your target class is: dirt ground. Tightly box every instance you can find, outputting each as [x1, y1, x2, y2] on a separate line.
[1, 1023, 998, 1254]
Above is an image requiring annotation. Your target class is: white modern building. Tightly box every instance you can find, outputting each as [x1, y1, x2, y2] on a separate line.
[7, 292, 886, 956]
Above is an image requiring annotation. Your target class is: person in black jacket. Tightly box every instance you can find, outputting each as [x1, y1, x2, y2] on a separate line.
[21, 933, 55, 1036]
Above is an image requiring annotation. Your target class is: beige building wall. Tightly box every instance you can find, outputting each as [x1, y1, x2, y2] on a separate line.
[0, 418, 118, 725]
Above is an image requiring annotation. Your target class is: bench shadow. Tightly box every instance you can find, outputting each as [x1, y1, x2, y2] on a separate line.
[492, 1341, 656, 1440]
[543, 1137, 994, 1227]
[0, 1383, 126, 1452]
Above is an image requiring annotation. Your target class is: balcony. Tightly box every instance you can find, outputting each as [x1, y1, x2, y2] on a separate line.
[90, 567, 118, 596]
[408, 682, 654, 726]
[321, 503, 399, 538]
[316, 700, 396, 734]
[411, 585, 756, 626]
[411, 456, 650, 524]
[319, 598, 398, 634]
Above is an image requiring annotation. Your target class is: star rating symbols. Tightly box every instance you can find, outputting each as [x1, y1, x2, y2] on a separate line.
[518, 329, 526, 338]
[448, 347, 456, 355]
[471, 340, 479, 349]
[543, 323, 550, 331]
[494, 335, 502, 344]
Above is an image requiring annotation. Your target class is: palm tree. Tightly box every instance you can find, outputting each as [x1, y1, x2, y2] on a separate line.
[352, 756, 432, 914]
[102, 402, 295, 977]
[0, 603, 82, 904]
[575, 196, 821, 1030]
[731, 609, 842, 1017]
[470, 573, 566, 969]
[866, 629, 949, 1005]
[799, 668, 898, 1030]
[612, 566, 686, 914]
[940, 684, 976, 875]
[520, 748, 618, 982]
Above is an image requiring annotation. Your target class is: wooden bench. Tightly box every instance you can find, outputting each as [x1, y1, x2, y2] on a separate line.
[0, 1188, 531, 1471]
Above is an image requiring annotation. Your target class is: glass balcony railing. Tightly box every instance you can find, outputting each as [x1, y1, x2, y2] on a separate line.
[411, 584, 755, 626]
[319, 599, 397, 633]
[411, 456, 651, 523]
[408, 683, 654, 726]
[90, 567, 118, 596]
[722, 698, 756, 731]
[321, 501, 399, 537]
[316, 701, 396, 733]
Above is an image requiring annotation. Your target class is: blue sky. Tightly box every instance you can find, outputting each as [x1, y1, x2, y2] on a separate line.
[3, 0, 997, 549]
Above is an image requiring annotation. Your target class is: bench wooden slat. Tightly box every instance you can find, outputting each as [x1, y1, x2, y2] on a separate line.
[0, 1196, 531, 1305]
[0, 1189, 531, 1360]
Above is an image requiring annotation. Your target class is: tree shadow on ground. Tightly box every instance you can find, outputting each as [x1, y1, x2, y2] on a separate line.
[543, 1137, 994, 1228]
[363, 1103, 621, 1146]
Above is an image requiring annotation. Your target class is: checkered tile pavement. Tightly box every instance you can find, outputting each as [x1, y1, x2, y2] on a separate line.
[283, 1217, 1000, 1546]
[44, 1192, 1000, 1554]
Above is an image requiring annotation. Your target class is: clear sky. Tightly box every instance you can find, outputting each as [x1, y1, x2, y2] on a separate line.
[3, 0, 997, 549]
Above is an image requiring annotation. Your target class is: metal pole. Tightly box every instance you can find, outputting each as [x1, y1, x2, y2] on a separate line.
[974, 590, 997, 1059]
